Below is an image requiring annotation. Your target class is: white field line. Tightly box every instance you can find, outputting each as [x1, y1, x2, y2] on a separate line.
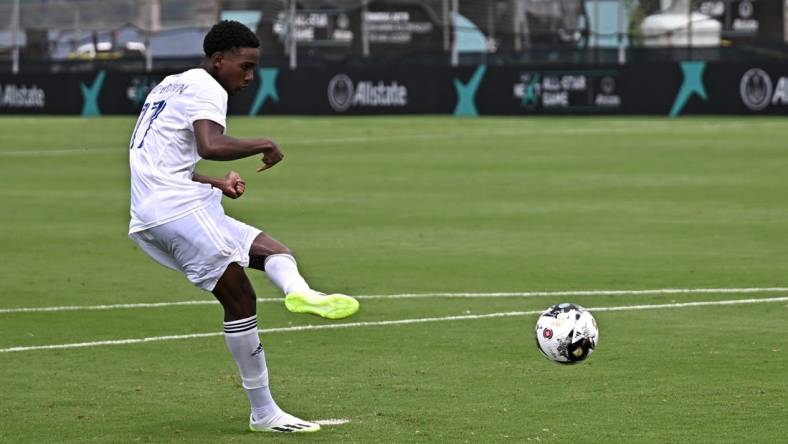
[359, 287, 788, 299]
[1, 295, 786, 353]
[2, 122, 784, 157]
[2, 287, 787, 314]
[314, 419, 350, 426]
[0, 299, 224, 313]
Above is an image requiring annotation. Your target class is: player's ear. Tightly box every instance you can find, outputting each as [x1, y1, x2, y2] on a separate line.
[210, 51, 224, 70]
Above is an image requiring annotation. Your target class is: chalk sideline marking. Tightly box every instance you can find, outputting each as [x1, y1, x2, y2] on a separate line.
[2, 121, 784, 157]
[314, 419, 351, 426]
[2, 287, 787, 314]
[1, 296, 786, 353]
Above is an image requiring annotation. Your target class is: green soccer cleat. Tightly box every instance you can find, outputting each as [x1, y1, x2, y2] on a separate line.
[249, 412, 320, 433]
[285, 289, 360, 320]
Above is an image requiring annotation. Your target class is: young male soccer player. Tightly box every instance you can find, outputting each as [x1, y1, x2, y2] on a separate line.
[127, 20, 359, 433]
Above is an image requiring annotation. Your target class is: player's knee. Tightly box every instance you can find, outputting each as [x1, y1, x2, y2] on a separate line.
[250, 248, 293, 269]
[224, 292, 256, 320]
[273, 246, 293, 257]
[213, 264, 258, 320]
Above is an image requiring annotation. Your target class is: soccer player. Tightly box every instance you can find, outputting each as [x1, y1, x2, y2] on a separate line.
[127, 20, 359, 433]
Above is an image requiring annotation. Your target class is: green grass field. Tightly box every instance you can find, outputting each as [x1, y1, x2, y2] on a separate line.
[1, 116, 786, 443]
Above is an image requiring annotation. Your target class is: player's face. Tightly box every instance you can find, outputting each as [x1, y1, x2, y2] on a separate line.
[216, 47, 260, 95]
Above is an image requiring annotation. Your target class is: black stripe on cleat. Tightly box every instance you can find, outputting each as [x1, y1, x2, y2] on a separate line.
[272, 427, 293, 432]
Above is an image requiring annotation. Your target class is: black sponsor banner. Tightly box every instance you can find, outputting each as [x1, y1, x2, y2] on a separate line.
[364, 1, 443, 50]
[227, 67, 457, 115]
[230, 62, 788, 116]
[1, 63, 787, 116]
[475, 67, 623, 115]
[0, 73, 82, 114]
[231, 65, 624, 116]
[699, 63, 788, 114]
[622, 62, 788, 115]
[256, 1, 443, 56]
[0, 71, 164, 115]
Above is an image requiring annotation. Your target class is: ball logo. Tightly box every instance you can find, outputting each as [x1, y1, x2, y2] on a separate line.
[336, 13, 349, 29]
[543, 328, 553, 339]
[740, 68, 773, 111]
[327, 74, 354, 112]
[738, 1, 753, 19]
[600, 76, 616, 95]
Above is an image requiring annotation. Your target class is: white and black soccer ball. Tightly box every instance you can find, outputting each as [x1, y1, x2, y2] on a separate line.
[535, 303, 598, 364]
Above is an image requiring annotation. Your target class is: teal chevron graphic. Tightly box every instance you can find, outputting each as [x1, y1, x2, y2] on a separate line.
[521, 73, 541, 107]
[669, 61, 707, 117]
[453, 65, 487, 117]
[80, 70, 106, 117]
[249, 68, 279, 116]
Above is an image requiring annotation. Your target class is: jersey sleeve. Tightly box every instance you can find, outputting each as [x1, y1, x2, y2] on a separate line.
[185, 82, 228, 130]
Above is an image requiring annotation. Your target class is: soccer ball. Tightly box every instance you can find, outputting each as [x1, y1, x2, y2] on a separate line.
[535, 303, 598, 364]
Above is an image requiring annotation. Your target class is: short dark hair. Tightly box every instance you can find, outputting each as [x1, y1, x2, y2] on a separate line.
[203, 20, 260, 56]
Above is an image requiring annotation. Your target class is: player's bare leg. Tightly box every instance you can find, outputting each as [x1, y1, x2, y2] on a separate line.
[247, 233, 359, 319]
[212, 263, 319, 433]
[246, 232, 292, 271]
[212, 262, 257, 321]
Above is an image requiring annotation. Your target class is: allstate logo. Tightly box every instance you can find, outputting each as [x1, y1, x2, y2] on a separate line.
[327, 74, 354, 112]
[738, 0, 754, 19]
[740, 68, 773, 111]
[600, 76, 616, 94]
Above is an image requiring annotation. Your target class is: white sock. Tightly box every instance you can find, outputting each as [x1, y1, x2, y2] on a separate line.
[264, 254, 310, 295]
[223, 316, 282, 422]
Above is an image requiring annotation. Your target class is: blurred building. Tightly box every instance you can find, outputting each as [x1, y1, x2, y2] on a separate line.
[1, 0, 786, 73]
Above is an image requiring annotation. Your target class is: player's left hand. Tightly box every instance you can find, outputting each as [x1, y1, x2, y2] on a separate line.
[222, 170, 245, 199]
[256, 140, 283, 172]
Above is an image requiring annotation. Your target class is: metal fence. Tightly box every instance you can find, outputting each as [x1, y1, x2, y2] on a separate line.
[1, 0, 787, 73]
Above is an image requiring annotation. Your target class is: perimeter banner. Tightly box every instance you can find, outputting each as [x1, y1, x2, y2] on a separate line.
[1, 62, 787, 116]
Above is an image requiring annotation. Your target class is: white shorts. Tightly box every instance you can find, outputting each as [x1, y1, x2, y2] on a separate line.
[129, 200, 261, 291]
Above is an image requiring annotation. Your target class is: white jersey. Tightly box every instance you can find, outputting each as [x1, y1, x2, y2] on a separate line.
[129, 68, 228, 234]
